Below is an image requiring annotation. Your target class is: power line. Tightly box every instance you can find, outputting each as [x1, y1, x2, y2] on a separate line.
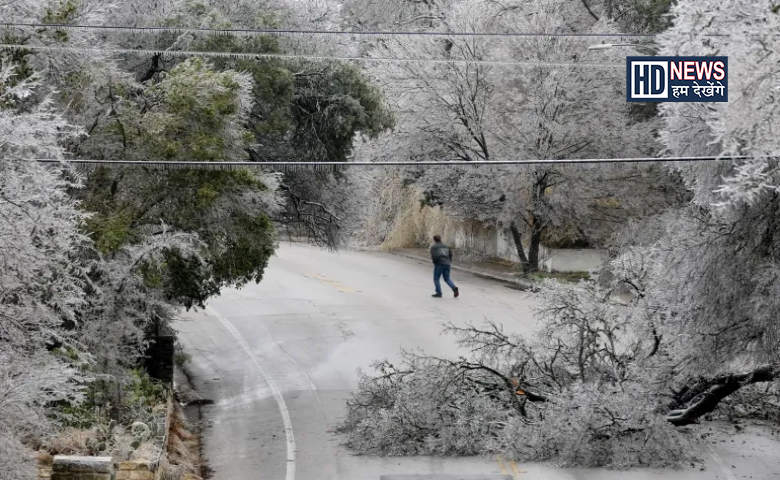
[34, 156, 755, 170]
[0, 22, 659, 39]
[0, 44, 625, 67]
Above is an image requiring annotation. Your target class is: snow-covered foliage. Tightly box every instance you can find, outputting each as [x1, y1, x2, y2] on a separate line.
[0, 0, 395, 475]
[0, 64, 89, 479]
[342, 0, 780, 468]
[659, 0, 780, 208]
[0, 3, 288, 474]
[354, 0, 676, 269]
[78, 229, 204, 380]
[644, 0, 780, 396]
[340, 285, 692, 467]
[3, 0, 776, 473]
[0, 51, 272, 475]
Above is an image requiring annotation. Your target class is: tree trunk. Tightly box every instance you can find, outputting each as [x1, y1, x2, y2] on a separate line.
[527, 212, 543, 273]
[524, 172, 548, 273]
[666, 364, 780, 426]
[510, 172, 548, 274]
[140, 54, 163, 83]
[509, 222, 532, 273]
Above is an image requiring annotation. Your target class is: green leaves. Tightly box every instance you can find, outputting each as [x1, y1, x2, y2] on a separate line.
[138, 58, 254, 162]
[78, 167, 276, 307]
[41, 0, 79, 42]
[207, 213, 275, 286]
[289, 62, 395, 162]
[73, 56, 278, 307]
[84, 211, 135, 254]
[155, 248, 219, 309]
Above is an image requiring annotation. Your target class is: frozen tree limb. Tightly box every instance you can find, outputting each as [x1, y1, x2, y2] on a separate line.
[666, 365, 780, 426]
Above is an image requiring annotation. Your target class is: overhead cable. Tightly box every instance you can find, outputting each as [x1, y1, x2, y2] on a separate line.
[0, 22, 659, 39]
[0, 44, 625, 67]
[34, 156, 757, 171]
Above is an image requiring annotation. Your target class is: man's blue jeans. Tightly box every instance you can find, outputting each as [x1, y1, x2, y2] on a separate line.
[434, 264, 457, 295]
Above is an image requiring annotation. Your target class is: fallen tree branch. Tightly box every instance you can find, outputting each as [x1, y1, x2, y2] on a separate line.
[451, 360, 549, 417]
[666, 364, 780, 426]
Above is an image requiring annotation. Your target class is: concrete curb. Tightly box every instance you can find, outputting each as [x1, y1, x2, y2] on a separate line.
[389, 250, 536, 291]
[174, 364, 213, 406]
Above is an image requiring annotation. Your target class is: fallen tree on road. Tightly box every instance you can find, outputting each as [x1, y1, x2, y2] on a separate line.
[338, 273, 780, 468]
[338, 278, 694, 468]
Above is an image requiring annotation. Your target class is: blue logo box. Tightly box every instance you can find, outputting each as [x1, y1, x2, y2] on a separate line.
[626, 56, 728, 102]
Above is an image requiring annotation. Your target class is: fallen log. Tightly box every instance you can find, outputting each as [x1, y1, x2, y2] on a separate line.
[666, 364, 780, 426]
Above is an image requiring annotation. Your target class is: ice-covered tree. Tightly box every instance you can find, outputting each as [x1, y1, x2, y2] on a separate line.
[634, 0, 780, 423]
[0, 62, 89, 479]
[69, 58, 285, 305]
[356, 0, 673, 271]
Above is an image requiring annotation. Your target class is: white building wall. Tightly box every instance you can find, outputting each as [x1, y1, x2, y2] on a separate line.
[540, 246, 608, 273]
[496, 229, 521, 263]
[489, 228, 606, 272]
[410, 210, 608, 273]
[481, 227, 609, 273]
[448, 221, 499, 257]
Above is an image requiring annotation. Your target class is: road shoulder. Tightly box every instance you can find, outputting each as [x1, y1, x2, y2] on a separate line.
[386, 248, 536, 291]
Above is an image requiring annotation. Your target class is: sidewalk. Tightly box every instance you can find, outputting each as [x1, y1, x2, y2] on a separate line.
[390, 248, 535, 291]
[389, 248, 637, 305]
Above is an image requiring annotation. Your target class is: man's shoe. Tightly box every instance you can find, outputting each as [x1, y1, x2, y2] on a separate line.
[454, 287, 460, 298]
[432, 293, 443, 298]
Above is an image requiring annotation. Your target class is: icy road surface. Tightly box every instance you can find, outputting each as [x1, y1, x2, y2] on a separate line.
[177, 243, 780, 480]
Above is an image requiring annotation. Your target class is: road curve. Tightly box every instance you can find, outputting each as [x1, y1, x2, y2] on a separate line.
[177, 243, 780, 480]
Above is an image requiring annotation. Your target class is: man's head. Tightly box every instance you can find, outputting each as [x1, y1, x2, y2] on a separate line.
[433, 235, 441, 243]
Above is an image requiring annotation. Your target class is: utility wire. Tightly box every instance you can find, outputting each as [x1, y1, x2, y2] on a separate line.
[0, 22, 660, 39]
[0, 44, 626, 67]
[34, 156, 757, 170]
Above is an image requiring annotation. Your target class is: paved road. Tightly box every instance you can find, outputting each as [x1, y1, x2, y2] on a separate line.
[177, 244, 780, 480]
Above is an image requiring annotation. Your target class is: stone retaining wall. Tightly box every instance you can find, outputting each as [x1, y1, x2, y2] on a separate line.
[115, 460, 154, 480]
[51, 456, 112, 480]
[40, 398, 173, 480]
[46, 458, 156, 480]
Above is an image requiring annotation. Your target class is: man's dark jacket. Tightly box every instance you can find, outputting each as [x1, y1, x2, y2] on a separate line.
[430, 242, 453, 266]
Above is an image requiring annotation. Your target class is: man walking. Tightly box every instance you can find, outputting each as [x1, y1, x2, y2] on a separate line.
[430, 235, 459, 298]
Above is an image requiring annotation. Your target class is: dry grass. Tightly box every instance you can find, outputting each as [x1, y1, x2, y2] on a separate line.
[45, 428, 99, 455]
[156, 455, 189, 480]
[380, 186, 495, 257]
[353, 170, 408, 246]
[43, 401, 204, 480]
[44, 425, 159, 461]
[35, 450, 53, 466]
[129, 440, 159, 460]
[382, 189, 445, 250]
[358, 171, 496, 257]
[156, 402, 201, 480]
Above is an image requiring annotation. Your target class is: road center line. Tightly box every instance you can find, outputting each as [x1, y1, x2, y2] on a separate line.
[304, 273, 357, 292]
[207, 305, 296, 480]
[509, 460, 525, 478]
[495, 455, 508, 474]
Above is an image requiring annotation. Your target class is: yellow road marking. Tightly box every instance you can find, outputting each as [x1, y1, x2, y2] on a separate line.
[496, 455, 508, 475]
[304, 273, 357, 293]
[510, 460, 526, 478]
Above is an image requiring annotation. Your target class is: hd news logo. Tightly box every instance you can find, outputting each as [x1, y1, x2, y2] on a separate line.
[627, 56, 728, 102]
